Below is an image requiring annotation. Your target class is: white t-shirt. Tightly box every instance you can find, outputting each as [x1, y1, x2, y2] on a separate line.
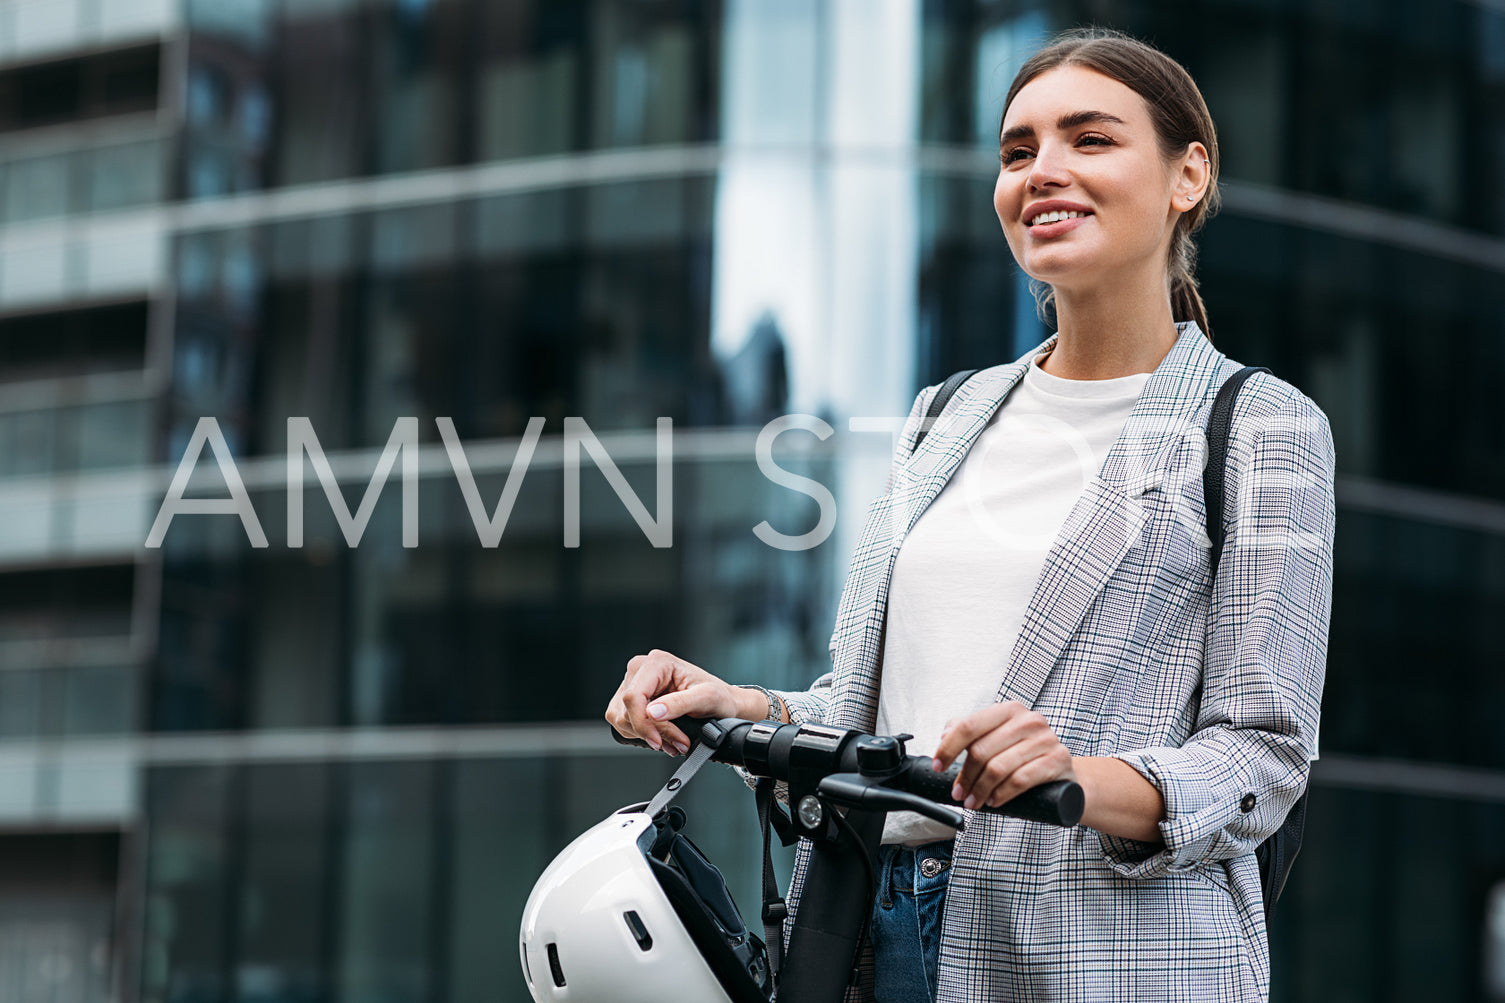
[876, 354, 1150, 845]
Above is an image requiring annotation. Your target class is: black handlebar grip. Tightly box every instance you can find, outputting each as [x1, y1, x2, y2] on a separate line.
[997, 779, 1085, 827]
[607, 716, 709, 751]
[900, 758, 1084, 828]
[899, 758, 965, 803]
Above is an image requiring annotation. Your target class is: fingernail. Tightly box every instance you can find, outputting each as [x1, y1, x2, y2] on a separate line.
[932, 758, 944, 772]
[951, 784, 964, 801]
[963, 796, 978, 810]
[672, 743, 688, 756]
[647, 703, 668, 720]
[646, 734, 661, 750]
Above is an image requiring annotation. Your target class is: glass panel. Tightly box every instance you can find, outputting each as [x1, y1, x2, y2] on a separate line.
[477, 28, 580, 161]
[268, 3, 367, 185]
[64, 665, 136, 736]
[916, 172, 1033, 384]
[85, 138, 167, 213]
[1324, 510, 1505, 770]
[589, 3, 697, 148]
[1194, 15, 1286, 187]
[449, 758, 549, 1003]
[1271, 785, 1505, 1002]
[719, 0, 819, 146]
[1200, 215, 1505, 500]
[237, 764, 332, 1003]
[0, 833, 118, 1003]
[370, 0, 467, 175]
[152, 562, 251, 732]
[0, 671, 42, 740]
[74, 399, 152, 472]
[1488, 881, 1505, 1003]
[141, 765, 234, 1003]
[337, 761, 436, 1003]
[0, 410, 57, 479]
[2, 153, 72, 224]
[247, 559, 342, 729]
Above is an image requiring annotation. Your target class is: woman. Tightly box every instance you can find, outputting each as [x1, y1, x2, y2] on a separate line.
[607, 26, 1334, 1003]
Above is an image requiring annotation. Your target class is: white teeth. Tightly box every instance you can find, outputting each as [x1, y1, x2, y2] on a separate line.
[1029, 210, 1088, 226]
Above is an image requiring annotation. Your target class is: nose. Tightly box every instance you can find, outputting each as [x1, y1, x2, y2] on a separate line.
[1026, 140, 1070, 193]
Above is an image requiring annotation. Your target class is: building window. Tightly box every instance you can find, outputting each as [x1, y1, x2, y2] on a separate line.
[1488, 881, 1505, 1002]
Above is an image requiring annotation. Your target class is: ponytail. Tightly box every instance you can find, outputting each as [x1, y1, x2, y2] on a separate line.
[1169, 229, 1214, 341]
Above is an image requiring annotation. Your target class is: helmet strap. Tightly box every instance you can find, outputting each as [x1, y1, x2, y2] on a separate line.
[644, 722, 727, 819]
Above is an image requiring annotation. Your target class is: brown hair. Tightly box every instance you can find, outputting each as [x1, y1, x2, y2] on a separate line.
[1002, 26, 1220, 339]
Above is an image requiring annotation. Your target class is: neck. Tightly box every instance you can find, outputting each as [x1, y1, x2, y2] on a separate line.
[1039, 274, 1181, 380]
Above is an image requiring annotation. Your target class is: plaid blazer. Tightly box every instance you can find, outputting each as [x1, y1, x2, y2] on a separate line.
[773, 321, 1336, 1002]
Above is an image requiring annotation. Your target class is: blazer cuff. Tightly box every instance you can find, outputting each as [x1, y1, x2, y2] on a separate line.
[1097, 745, 1245, 879]
[774, 688, 824, 727]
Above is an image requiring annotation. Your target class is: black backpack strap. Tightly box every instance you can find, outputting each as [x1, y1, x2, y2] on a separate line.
[1203, 366, 1269, 576]
[911, 369, 980, 453]
[755, 778, 793, 987]
[1202, 364, 1306, 919]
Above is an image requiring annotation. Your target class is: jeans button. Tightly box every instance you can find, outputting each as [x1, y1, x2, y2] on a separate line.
[919, 857, 949, 878]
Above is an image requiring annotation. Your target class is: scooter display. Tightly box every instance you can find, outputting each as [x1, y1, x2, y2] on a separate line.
[520, 717, 1083, 1003]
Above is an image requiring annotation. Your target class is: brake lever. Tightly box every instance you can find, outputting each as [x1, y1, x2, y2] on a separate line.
[816, 773, 967, 831]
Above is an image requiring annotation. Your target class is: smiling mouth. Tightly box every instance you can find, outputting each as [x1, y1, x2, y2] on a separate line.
[1026, 210, 1092, 227]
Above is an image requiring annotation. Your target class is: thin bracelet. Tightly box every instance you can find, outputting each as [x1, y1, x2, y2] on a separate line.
[742, 684, 785, 724]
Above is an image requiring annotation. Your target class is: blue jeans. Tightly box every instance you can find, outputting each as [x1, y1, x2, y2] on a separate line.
[869, 840, 953, 1003]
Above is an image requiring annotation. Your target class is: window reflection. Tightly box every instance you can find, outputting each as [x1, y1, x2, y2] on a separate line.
[479, 2, 586, 161]
[141, 766, 234, 1003]
[371, 0, 467, 174]
[1489, 881, 1505, 1002]
[238, 765, 333, 1003]
[338, 762, 436, 1003]
[2, 155, 70, 222]
[1200, 214, 1505, 501]
[916, 174, 1024, 383]
[1326, 510, 1505, 770]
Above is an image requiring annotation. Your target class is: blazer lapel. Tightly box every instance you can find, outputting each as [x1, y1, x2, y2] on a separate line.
[997, 322, 1229, 709]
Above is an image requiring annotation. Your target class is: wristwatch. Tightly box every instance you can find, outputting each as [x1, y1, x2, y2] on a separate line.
[743, 684, 784, 724]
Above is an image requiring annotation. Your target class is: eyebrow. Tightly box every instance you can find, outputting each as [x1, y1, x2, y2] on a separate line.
[1000, 110, 1128, 148]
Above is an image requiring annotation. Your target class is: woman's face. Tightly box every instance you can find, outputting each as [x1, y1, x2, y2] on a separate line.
[995, 64, 1196, 293]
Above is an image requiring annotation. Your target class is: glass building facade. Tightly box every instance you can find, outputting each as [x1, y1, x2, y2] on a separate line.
[0, 0, 1502, 1000]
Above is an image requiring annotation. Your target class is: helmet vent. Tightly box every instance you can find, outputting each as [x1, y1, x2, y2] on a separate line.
[623, 910, 654, 951]
[546, 942, 566, 987]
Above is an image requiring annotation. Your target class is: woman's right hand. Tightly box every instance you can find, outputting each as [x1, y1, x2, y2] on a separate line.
[605, 649, 763, 755]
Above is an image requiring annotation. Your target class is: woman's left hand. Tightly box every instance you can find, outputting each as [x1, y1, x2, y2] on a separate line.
[931, 701, 1076, 810]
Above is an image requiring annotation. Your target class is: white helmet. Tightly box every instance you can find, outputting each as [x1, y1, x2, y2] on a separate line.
[519, 804, 772, 1003]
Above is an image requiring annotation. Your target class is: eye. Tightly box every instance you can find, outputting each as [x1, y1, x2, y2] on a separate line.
[1000, 133, 1115, 166]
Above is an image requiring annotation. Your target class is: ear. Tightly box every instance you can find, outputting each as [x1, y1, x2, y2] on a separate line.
[1175, 141, 1212, 213]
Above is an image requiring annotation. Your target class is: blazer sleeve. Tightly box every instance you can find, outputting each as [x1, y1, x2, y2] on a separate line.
[1101, 379, 1336, 879]
[772, 383, 940, 726]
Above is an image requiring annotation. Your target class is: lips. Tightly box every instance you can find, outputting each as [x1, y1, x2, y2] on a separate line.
[1023, 200, 1094, 227]
[1026, 214, 1090, 239]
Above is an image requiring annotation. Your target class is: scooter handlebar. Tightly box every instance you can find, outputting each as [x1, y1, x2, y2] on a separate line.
[610, 716, 1084, 828]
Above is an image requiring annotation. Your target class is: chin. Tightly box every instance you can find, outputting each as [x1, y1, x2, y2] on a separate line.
[1022, 255, 1097, 286]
